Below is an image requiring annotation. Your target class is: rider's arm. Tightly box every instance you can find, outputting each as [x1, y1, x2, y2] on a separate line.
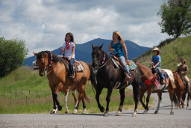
[153, 62, 160, 68]
[71, 43, 75, 59]
[120, 40, 128, 60]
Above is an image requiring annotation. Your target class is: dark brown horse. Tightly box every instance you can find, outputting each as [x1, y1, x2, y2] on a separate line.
[91, 45, 140, 116]
[34, 51, 90, 114]
[136, 62, 177, 115]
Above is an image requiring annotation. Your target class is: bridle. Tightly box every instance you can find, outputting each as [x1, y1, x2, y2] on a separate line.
[92, 52, 112, 85]
[92, 52, 111, 73]
[38, 51, 53, 76]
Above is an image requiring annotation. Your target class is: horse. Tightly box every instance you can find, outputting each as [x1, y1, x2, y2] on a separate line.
[136, 62, 177, 115]
[173, 72, 186, 108]
[174, 72, 191, 109]
[34, 51, 90, 114]
[91, 45, 140, 116]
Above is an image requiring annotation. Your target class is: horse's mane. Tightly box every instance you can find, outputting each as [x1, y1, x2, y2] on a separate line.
[38, 51, 67, 65]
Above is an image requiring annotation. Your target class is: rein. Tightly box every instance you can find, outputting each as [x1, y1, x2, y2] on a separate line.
[92, 53, 111, 73]
[92, 53, 111, 85]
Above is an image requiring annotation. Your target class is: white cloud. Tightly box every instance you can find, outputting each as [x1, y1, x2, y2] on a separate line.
[0, 0, 168, 57]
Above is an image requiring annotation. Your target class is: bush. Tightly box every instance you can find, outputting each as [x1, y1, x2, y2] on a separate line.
[0, 37, 27, 77]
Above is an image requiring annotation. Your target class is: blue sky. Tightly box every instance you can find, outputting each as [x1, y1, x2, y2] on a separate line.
[0, 0, 168, 56]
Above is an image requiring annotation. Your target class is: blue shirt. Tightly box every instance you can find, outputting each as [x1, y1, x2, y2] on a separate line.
[111, 41, 124, 57]
[152, 55, 161, 68]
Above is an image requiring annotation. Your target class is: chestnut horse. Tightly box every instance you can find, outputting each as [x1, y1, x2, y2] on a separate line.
[34, 51, 90, 114]
[136, 62, 177, 115]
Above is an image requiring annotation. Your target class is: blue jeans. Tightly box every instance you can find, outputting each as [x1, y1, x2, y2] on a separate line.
[152, 67, 164, 80]
[119, 56, 130, 73]
[68, 58, 75, 76]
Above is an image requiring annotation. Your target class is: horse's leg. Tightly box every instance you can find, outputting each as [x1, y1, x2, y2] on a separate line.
[74, 91, 83, 113]
[64, 89, 70, 113]
[169, 88, 175, 115]
[95, 87, 104, 113]
[132, 83, 140, 117]
[50, 92, 62, 114]
[117, 88, 125, 115]
[154, 92, 162, 114]
[82, 97, 87, 114]
[72, 90, 77, 105]
[50, 91, 56, 114]
[140, 89, 148, 112]
[145, 90, 151, 112]
[105, 88, 113, 116]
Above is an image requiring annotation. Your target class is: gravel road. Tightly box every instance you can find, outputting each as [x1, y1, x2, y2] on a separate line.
[0, 94, 191, 128]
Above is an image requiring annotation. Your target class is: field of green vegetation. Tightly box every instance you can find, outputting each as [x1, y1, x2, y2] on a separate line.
[137, 36, 191, 78]
[0, 67, 135, 114]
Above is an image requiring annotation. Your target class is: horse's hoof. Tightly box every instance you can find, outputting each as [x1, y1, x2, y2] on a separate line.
[116, 111, 122, 116]
[82, 109, 87, 114]
[58, 106, 62, 111]
[104, 112, 109, 117]
[170, 111, 174, 115]
[132, 112, 137, 117]
[65, 110, 69, 114]
[50, 109, 57, 114]
[73, 109, 78, 113]
[154, 111, 158, 114]
[143, 110, 148, 114]
[100, 106, 105, 113]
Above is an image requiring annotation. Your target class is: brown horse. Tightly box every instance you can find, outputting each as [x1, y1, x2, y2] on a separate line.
[136, 62, 177, 115]
[173, 72, 186, 108]
[174, 72, 191, 109]
[34, 51, 90, 114]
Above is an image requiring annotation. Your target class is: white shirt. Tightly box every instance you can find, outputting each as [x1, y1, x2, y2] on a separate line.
[63, 42, 75, 59]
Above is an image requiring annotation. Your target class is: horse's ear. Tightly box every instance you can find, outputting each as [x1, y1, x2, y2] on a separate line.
[99, 44, 103, 49]
[33, 52, 38, 56]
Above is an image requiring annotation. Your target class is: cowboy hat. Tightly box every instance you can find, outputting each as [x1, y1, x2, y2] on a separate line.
[152, 47, 160, 52]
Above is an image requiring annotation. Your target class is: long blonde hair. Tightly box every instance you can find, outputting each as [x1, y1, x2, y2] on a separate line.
[112, 31, 123, 41]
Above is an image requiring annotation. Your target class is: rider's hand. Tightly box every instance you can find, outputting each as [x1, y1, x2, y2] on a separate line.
[126, 59, 130, 65]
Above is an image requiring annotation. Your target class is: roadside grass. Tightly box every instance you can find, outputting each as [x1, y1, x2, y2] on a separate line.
[0, 67, 137, 114]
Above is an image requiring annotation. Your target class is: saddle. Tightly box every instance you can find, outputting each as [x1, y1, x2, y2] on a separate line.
[62, 57, 84, 72]
[111, 56, 137, 71]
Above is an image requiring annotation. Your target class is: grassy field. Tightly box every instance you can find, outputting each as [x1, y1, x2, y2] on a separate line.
[136, 36, 191, 77]
[0, 67, 135, 114]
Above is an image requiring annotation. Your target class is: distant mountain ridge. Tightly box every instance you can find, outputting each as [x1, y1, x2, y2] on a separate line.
[23, 38, 150, 66]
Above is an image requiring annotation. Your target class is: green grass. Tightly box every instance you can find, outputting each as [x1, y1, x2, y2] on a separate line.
[0, 67, 135, 114]
[137, 36, 191, 78]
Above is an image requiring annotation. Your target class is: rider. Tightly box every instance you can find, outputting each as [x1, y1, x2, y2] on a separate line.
[176, 58, 190, 86]
[151, 47, 165, 84]
[60, 32, 76, 78]
[109, 31, 132, 80]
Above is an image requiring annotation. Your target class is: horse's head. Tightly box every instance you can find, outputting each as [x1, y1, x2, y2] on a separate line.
[91, 44, 105, 69]
[33, 51, 51, 76]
